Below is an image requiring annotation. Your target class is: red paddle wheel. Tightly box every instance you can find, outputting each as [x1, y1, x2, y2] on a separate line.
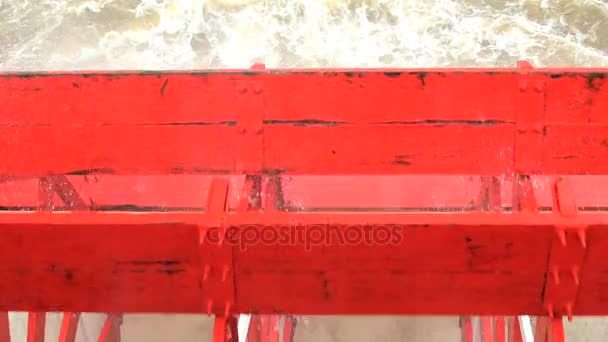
[0, 62, 606, 341]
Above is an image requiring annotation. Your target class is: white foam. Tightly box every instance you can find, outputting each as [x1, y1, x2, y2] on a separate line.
[0, 0, 606, 70]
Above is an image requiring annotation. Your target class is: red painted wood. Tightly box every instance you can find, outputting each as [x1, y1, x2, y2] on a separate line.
[0, 70, 606, 176]
[461, 317, 473, 342]
[481, 317, 494, 342]
[58, 312, 80, 342]
[0, 311, 9, 342]
[0, 211, 595, 315]
[282, 316, 296, 342]
[213, 315, 237, 342]
[535, 317, 549, 342]
[496, 317, 505, 342]
[27, 312, 45, 342]
[97, 314, 121, 342]
[509, 317, 523, 342]
[213, 316, 227, 342]
[5, 174, 608, 212]
[551, 318, 565, 342]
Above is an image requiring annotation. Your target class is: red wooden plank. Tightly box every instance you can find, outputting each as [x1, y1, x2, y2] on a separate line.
[0, 124, 517, 176]
[3, 175, 608, 211]
[543, 125, 608, 174]
[0, 211, 584, 315]
[263, 124, 515, 175]
[0, 175, 251, 210]
[234, 223, 550, 315]
[0, 70, 605, 176]
[280, 176, 483, 209]
[0, 73, 239, 124]
[0, 125, 236, 176]
[0, 221, 203, 313]
[544, 73, 607, 124]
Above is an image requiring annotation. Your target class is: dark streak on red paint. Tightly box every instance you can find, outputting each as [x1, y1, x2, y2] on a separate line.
[160, 79, 169, 96]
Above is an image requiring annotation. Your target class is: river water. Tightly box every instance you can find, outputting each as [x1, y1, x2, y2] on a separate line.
[1, 0, 607, 71]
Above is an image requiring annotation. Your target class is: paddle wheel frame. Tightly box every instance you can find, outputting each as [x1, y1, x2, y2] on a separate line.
[0, 62, 607, 341]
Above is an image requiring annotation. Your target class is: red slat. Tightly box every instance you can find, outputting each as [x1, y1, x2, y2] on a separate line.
[461, 317, 473, 342]
[0, 126, 235, 176]
[0, 70, 605, 176]
[97, 314, 121, 342]
[481, 317, 494, 342]
[551, 318, 565, 342]
[58, 312, 80, 342]
[496, 317, 505, 342]
[0, 211, 591, 315]
[27, 312, 45, 342]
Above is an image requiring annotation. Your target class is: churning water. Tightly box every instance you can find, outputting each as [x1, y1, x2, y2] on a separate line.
[0, 0, 607, 71]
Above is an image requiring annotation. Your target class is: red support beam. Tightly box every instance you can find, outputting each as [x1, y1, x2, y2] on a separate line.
[213, 315, 238, 342]
[461, 317, 473, 342]
[551, 318, 565, 342]
[282, 316, 297, 342]
[495, 317, 506, 342]
[27, 312, 45, 342]
[97, 314, 122, 342]
[481, 317, 494, 342]
[58, 312, 80, 342]
[509, 317, 523, 342]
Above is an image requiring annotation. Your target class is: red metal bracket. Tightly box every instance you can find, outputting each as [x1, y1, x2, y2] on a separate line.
[203, 178, 237, 342]
[514, 61, 545, 174]
[236, 64, 265, 173]
[543, 177, 587, 320]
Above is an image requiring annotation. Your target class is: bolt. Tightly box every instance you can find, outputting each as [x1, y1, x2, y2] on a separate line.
[207, 300, 213, 316]
[556, 228, 567, 246]
[571, 266, 579, 285]
[565, 302, 573, 321]
[222, 265, 230, 282]
[203, 264, 210, 281]
[577, 229, 587, 248]
[546, 303, 555, 319]
[224, 302, 232, 317]
[518, 81, 528, 92]
[552, 266, 560, 285]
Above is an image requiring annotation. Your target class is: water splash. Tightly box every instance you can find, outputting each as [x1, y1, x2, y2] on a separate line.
[0, 0, 607, 70]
